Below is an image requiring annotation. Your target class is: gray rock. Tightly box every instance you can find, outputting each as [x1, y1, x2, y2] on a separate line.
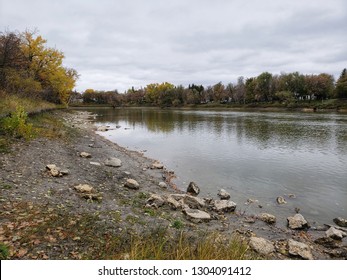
[60, 169, 69, 175]
[105, 157, 122, 167]
[74, 184, 94, 193]
[217, 188, 230, 200]
[151, 162, 164, 169]
[166, 195, 181, 210]
[333, 217, 347, 227]
[326, 227, 346, 240]
[288, 239, 313, 260]
[249, 237, 274, 255]
[158, 182, 168, 189]
[90, 162, 101, 166]
[183, 209, 211, 223]
[124, 179, 140, 190]
[46, 164, 57, 170]
[259, 213, 276, 224]
[214, 200, 237, 212]
[184, 195, 205, 209]
[187, 181, 200, 196]
[80, 152, 91, 158]
[287, 214, 309, 230]
[146, 194, 165, 208]
[97, 126, 109, 131]
[276, 196, 287, 204]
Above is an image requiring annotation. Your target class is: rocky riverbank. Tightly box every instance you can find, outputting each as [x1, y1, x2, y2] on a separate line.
[0, 110, 346, 260]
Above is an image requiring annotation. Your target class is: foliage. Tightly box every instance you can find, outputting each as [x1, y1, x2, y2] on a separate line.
[0, 29, 78, 104]
[335, 68, 347, 98]
[0, 243, 9, 260]
[1, 106, 33, 139]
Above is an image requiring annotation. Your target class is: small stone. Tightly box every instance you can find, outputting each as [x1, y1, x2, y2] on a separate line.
[124, 179, 140, 190]
[105, 157, 122, 167]
[151, 162, 164, 169]
[276, 196, 287, 204]
[146, 194, 165, 208]
[287, 214, 309, 230]
[214, 200, 237, 212]
[326, 227, 346, 240]
[158, 182, 167, 188]
[50, 168, 61, 177]
[166, 195, 181, 209]
[288, 239, 313, 260]
[97, 126, 109, 131]
[249, 237, 274, 255]
[333, 217, 347, 227]
[217, 189, 230, 200]
[46, 164, 57, 170]
[259, 213, 276, 224]
[183, 195, 205, 209]
[80, 152, 91, 158]
[74, 184, 94, 193]
[187, 181, 200, 196]
[90, 162, 101, 166]
[60, 169, 69, 175]
[183, 209, 211, 223]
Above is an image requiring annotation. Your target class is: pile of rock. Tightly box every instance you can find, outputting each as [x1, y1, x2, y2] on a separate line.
[46, 164, 69, 177]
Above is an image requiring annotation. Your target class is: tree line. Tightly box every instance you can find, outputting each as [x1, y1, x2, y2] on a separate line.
[79, 69, 347, 107]
[0, 30, 78, 104]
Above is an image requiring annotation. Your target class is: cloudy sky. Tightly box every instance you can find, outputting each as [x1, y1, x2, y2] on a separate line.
[1, 0, 346, 92]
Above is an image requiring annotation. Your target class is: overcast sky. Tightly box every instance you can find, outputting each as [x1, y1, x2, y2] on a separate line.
[1, 0, 346, 92]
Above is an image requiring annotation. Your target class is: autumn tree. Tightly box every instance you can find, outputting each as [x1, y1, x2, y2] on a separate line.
[335, 68, 347, 99]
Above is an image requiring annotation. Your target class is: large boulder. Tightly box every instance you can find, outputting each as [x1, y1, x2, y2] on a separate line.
[187, 182, 200, 196]
[326, 227, 346, 240]
[333, 217, 347, 227]
[183, 209, 211, 223]
[288, 239, 313, 260]
[214, 200, 236, 212]
[217, 189, 231, 200]
[105, 157, 122, 167]
[287, 214, 309, 230]
[259, 213, 276, 224]
[249, 237, 274, 255]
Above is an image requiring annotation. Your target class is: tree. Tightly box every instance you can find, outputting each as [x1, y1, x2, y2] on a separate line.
[255, 72, 273, 101]
[335, 68, 347, 99]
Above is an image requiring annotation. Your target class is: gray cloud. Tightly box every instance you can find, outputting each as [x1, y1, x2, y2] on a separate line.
[1, 0, 346, 92]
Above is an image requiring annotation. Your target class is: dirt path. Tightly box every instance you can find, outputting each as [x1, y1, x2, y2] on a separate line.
[0, 110, 346, 260]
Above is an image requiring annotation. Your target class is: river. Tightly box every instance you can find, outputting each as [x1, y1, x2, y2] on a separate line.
[88, 107, 347, 227]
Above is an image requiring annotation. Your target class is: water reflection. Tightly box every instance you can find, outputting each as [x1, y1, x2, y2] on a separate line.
[87, 107, 347, 225]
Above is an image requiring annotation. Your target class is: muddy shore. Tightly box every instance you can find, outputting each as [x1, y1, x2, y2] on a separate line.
[0, 109, 346, 260]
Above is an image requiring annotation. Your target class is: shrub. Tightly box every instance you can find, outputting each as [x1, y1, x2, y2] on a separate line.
[1, 106, 34, 139]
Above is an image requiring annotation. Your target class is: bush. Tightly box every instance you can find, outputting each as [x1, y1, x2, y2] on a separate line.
[1, 106, 34, 139]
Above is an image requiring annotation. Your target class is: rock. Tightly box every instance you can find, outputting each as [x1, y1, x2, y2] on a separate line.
[105, 157, 122, 167]
[90, 162, 101, 166]
[46, 164, 57, 170]
[276, 196, 287, 204]
[158, 182, 167, 189]
[116, 125, 121, 128]
[80, 152, 91, 158]
[187, 181, 200, 196]
[97, 126, 109, 131]
[166, 195, 181, 210]
[333, 217, 347, 227]
[74, 184, 94, 193]
[287, 194, 296, 198]
[183, 209, 211, 223]
[81, 193, 102, 202]
[124, 179, 140, 190]
[217, 189, 230, 200]
[146, 194, 165, 208]
[151, 162, 164, 169]
[288, 239, 313, 260]
[50, 168, 61, 177]
[249, 237, 274, 255]
[314, 237, 340, 249]
[214, 200, 237, 212]
[60, 169, 69, 175]
[287, 214, 309, 230]
[244, 217, 256, 223]
[259, 213, 276, 224]
[183, 195, 205, 209]
[326, 227, 346, 240]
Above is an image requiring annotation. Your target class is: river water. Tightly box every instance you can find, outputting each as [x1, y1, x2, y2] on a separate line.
[88, 107, 347, 226]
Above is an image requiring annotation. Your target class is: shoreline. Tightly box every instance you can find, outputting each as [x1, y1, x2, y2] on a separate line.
[0, 109, 346, 260]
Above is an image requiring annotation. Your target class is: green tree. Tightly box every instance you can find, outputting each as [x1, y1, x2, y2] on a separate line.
[335, 68, 347, 99]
